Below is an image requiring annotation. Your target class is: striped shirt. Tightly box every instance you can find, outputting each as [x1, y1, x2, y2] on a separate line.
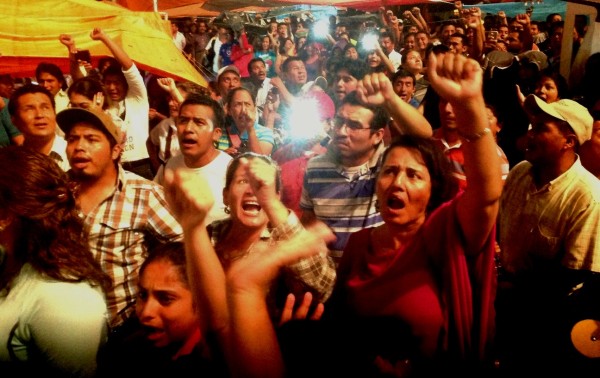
[80, 167, 183, 328]
[300, 143, 386, 265]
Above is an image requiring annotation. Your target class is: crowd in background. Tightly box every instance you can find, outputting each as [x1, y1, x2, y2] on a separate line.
[1, 2, 600, 377]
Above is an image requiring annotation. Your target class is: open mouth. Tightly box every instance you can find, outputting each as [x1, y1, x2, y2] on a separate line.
[242, 201, 261, 214]
[181, 137, 197, 146]
[387, 197, 406, 210]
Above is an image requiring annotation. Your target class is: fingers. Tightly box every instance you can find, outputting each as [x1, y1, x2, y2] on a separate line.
[278, 293, 295, 326]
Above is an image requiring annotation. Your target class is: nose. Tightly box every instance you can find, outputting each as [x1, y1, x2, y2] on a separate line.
[392, 171, 407, 189]
[137, 298, 158, 321]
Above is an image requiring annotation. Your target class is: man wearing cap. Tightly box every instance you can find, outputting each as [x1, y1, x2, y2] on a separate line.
[215, 65, 241, 105]
[57, 107, 183, 332]
[8, 84, 68, 170]
[495, 94, 600, 374]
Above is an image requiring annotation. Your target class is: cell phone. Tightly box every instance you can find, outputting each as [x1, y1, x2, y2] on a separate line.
[75, 49, 91, 62]
[486, 30, 499, 42]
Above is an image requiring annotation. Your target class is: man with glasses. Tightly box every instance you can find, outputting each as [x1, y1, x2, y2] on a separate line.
[155, 94, 232, 224]
[300, 72, 432, 265]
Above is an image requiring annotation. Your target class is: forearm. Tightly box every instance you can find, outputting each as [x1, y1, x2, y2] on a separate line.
[385, 95, 433, 137]
[183, 223, 229, 337]
[99, 34, 133, 70]
[227, 290, 285, 378]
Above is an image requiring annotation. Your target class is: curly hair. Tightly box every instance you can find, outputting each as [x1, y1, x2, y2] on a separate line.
[0, 146, 111, 292]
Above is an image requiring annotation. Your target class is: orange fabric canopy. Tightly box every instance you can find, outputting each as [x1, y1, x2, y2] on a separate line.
[0, 0, 207, 86]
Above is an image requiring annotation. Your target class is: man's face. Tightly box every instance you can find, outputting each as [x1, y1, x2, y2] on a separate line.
[228, 90, 256, 130]
[12, 92, 56, 142]
[198, 22, 208, 33]
[345, 47, 359, 60]
[506, 32, 523, 54]
[37, 72, 62, 96]
[416, 33, 429, 50]
[498, 26, 509, 41]
[249, 61, 267, 82]
[525, 115, 571, 166]
[66, 124, 120, 180]
[176, 104, 221, 166]
[404, 35, 415, 50]
[333, 68, 359, 101]
[393, 76, 415, 103]
[529, 24, 540, 35]
[438, 98, 458, 131]
[217, 71, 241, 98]
[331, 103, 383, 166]
[442, 25, 456, 41]
[380, 37, 395, 54]
[448, 35, 466, 54]
[284, 60, 307, 86]
[103, 74, 127, 102]
[0, 80, 14, 99]
[278, 24, 288, 37]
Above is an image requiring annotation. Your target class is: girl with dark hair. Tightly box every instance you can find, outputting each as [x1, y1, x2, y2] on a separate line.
[0, 146, 110, 377]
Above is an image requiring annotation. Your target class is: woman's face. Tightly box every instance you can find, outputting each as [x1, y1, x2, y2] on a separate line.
[136, 259, 199, 348]
[376, 146, 431, 228]
[367, 51, 382, 68]
[261, 36, 271, 51]
[535, 77, 560, 103]
[69, 92, 94, 109]
[403, 51, 423, 74]
[223, 161, 269, 230]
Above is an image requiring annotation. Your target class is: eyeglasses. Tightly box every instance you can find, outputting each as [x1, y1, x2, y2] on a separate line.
[331, 116, 372, 131]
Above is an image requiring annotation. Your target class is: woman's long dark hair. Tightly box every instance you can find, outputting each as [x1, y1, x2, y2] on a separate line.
[0, 146, 111, 292]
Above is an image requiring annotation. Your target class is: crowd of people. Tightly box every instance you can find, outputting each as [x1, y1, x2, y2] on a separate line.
[0, 3, 600, 377]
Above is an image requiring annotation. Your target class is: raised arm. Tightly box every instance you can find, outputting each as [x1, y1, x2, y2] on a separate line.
[356, 72, 433, 138]
[162, 169, 229, 344]
[90, 27, 133, 70]
[427, 52, 502, 254]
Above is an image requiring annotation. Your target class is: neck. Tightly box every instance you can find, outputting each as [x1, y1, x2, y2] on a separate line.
[24, 135, 55, 155]
[339, 147, 376, 168]
[373, 220, 424, 250]
[532, 153, 576, 188]
[184, 149, 219, 169]
[76, 166, 119, 215]
[442, 128, 461, 146]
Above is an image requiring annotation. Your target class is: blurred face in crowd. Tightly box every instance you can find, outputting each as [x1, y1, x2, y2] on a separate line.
[103, 74, 127, 102]
[217, 71, 241, 98]
[403, 50, 423, 75]
[393, 75, 416, 103]
[284, 59, 307, 86]
[535, 76, 560, 103]
[333, 68, 359, 101]
[37, 72, 62, 96]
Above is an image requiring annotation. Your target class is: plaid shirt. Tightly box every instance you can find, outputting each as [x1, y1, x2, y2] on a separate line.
[208, 211, 336, 304]
[81, 168, 183, 328]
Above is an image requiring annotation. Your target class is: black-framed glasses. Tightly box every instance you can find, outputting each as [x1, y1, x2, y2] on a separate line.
[331, 116, 372, 131]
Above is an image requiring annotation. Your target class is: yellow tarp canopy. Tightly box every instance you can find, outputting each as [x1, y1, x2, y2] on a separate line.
[0, 0, 207, 86]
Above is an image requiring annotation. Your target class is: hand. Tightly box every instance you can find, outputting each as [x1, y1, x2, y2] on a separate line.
[498, 10, 506, 18]
[227, 221, 335, 297]
[278, 292, 325, 326]
[516, 13, 530, 26]
[157, 77, 177, 93]
[403, 10, 412, 19]
[427, 52, 483, 105]
[237, 157, 279, 206]
[90, 28, 107, 41]
[59, 34, 77, 53]
[163, 169, 214, 229]
[90, 92, 105, 111]
[356, 72, 396, 106]
[411, 7, 421, 15]
[269, 77, 284, 90]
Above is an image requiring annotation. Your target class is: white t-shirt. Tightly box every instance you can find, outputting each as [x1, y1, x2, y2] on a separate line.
[155, 150, 232, 224]
[0, 264, 107, 377]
